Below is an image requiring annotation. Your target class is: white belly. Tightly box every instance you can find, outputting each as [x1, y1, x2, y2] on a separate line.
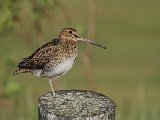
[34, 58, 75, 78]
[50, 58, 74, 77]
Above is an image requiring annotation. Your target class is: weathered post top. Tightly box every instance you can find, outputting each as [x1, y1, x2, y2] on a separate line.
[38, 90, 116, 120]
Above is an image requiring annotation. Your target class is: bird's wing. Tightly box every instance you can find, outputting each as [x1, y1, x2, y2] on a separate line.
[18, 39, 60, 69]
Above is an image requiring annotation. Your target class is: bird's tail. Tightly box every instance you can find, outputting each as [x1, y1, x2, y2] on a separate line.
[13, 69, 31, 75]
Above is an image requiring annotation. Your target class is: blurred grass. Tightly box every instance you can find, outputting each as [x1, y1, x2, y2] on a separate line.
[0, 0, 160, 119]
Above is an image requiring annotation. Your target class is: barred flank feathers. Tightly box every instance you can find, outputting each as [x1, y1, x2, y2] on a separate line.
[13, 69, 31, 75]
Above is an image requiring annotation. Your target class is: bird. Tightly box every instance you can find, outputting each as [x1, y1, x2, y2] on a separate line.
[13, 28, 107, 96]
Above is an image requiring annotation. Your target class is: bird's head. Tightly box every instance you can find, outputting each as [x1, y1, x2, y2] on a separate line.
[59, 28, 81, 41]
[59, 28, 107, 49]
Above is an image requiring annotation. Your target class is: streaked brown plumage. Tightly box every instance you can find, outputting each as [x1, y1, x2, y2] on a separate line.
[13, 28, 106, 96]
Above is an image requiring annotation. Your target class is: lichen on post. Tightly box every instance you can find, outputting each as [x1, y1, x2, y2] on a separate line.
[38, 90, 116, 120]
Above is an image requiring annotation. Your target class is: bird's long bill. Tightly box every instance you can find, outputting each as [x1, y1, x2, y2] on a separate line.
[78, 37, 107, 49]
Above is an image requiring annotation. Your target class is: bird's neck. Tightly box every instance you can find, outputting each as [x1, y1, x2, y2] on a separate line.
[60, 38, 78, 58]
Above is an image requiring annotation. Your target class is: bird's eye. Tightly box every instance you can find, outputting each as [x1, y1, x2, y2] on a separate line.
[74, 34, 79, 37]
[69, 31, 72, 34]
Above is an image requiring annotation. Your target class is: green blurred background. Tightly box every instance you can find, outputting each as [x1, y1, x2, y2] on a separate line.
[0, 0, 160, 119]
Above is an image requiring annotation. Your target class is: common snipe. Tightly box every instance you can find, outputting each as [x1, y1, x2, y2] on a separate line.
[13, 28, 107, 96]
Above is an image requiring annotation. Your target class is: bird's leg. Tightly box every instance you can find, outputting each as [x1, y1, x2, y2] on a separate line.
[49, 79, 56, 96]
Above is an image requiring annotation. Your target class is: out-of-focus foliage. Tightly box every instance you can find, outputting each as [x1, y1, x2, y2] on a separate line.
[0, 0, 21, 34]
[32, 0, 55, 18]
[3, 80, 23, 98]
[0, 0, 56, 35]
[31, 0, 56, 33]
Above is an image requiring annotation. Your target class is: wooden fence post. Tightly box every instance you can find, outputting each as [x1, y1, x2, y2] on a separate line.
[38, 90, 116, 120]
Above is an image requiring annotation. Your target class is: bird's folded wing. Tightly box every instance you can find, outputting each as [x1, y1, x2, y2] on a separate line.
[18, 41, 59, 69]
